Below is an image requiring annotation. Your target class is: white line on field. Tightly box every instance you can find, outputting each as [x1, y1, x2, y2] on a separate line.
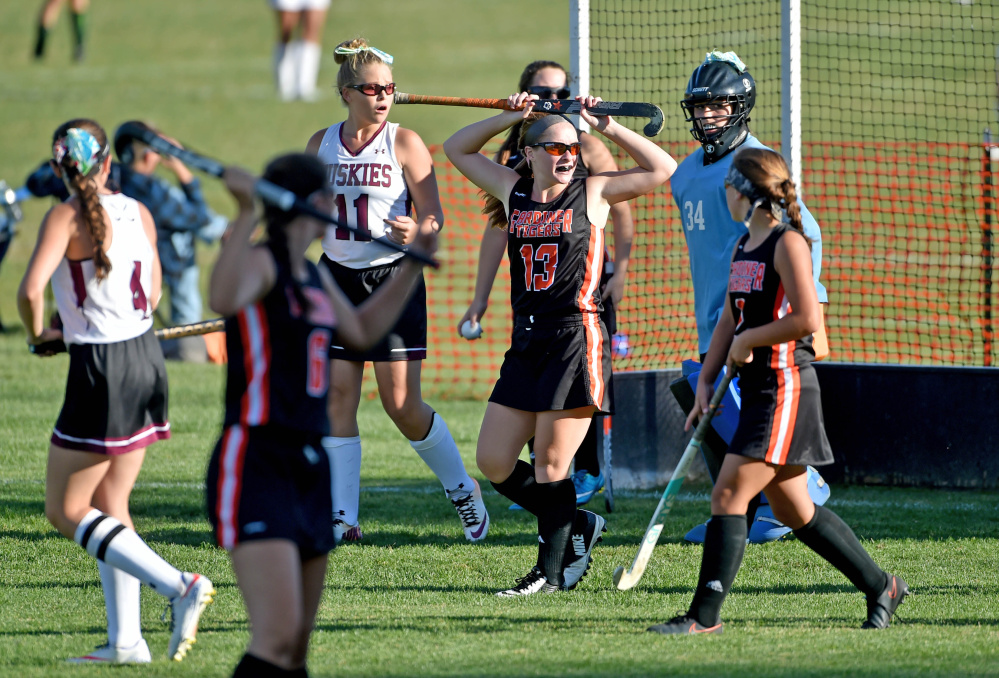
[1, 479, 995, 511]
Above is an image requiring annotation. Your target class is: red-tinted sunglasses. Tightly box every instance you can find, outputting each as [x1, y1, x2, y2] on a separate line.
[346, 82, 396, 96]
[531, 141, 581, 157]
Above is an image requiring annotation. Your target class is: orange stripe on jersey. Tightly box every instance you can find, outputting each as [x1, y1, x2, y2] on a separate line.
[577, 221, 604, 405]
[765, 365, 801, 464]
[216, 425, 248, 549]
[237, 303, 272, 426]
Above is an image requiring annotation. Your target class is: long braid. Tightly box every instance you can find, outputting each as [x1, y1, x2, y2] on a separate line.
[778, 178, 806, 243]
[52, 119, 111, 279]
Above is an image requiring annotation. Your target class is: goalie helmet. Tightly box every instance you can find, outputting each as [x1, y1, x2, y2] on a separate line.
[681, 52, 756, 163]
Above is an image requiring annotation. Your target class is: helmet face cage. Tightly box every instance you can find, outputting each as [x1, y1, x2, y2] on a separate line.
[680, 94, 751, 145]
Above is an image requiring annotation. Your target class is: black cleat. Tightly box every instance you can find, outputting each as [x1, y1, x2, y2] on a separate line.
[862, 573, 908, 629]
[495, 566, 562, 597]
[648, 614, 723, 636]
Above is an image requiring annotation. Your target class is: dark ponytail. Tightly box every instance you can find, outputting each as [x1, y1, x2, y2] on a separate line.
[261, 153, 328, 312]
[52, 119, 111, 279]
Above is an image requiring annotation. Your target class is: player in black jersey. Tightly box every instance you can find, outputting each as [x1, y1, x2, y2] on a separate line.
[648, 147, 907, 635]
[445, 93, 676, 595]
[458, 60, 635, 510]
[207, 154, 436, 677]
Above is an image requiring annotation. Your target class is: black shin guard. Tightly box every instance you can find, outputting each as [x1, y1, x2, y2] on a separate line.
[745, 493, 763, 532]
[233, 653, 294, 677]
[491, 460, 543, 515]
[536, 478, 577, 587]
[574, 417, 600, 476]
[793, 505, 886, 595]
[688, 515, 748, 627]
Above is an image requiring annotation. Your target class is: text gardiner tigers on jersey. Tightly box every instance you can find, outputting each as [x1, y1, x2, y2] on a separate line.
[729, 259, 766, 293]
[508, 208, 574, 238]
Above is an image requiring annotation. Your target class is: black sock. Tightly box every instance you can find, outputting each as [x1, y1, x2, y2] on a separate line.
[793, 505, 886, 595]
[34, 23, 48, 58]
[233, 653, 295, 677]
[491, 460, 543, 515]
[71, 11, 86, 47]
[574, 417, 599, 475]
[527, 437, 535, 465]
[746, 493, 763, 531]
[536, 478, 576, 586]
[688, 514, 748, 627]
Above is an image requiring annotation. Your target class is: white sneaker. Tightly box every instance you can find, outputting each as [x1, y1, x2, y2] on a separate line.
[446, 479, 489, 542]
[67, 639, 151, 664]
[166, 573, 214, 661]
[333, 519, 363, 545]
[495, 566, 561, 597]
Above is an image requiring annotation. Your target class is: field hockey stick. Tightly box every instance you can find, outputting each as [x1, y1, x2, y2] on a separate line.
[112, 123, 438, 268]
[29, 319, 227, 356]
[613, 368, 736, 591]
[602, 416, 614, 513]
[392, 92, 665, 137]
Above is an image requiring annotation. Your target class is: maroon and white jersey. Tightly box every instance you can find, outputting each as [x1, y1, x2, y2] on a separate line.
[51, 193, 155, 345]
[317, 121, 411, 269]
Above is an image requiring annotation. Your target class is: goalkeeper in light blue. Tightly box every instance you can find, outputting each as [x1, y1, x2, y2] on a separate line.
[669, 51, 830, 544]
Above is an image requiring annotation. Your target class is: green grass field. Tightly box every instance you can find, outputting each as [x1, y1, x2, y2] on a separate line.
[2, 1, 999, 676]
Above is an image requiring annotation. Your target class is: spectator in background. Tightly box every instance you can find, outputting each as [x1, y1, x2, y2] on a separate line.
[272, 0, 331, 102]
[34, 0, 89, 62]
[24, 120, 228, 362]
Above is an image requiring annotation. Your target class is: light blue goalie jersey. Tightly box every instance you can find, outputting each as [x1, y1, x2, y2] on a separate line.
[670, 134, 827, 355]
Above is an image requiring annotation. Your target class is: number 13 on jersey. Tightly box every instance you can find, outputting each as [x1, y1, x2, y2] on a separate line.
[519, 243, 559, 291]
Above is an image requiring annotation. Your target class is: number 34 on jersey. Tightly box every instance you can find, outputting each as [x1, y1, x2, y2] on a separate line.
[684, 200, 706, 231]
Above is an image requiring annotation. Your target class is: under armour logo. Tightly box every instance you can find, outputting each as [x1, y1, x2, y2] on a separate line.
[706, 580, 724, 593]
[373, 148, 387, 154]
[538, 535, 545, 544]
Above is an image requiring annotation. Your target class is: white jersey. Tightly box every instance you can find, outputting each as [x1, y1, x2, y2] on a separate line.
[51, 193, 155, 345]
[317, 121, 410, 268]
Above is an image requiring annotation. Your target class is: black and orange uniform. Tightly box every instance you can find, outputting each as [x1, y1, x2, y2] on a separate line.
[206, 245, 338, 557]
[489, 176, 611, 413]
[726, 224, 833, 467]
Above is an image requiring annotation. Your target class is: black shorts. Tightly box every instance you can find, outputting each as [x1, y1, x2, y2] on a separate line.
[729, 363, 834, 467]
[51, 330, 171, 454]
[320, 255, 427, 362]
[206, 424, 334, 559]
[490, 316, 611, 413]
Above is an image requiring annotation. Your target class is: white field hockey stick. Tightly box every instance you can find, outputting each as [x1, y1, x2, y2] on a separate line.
[613, 369, 736, 591]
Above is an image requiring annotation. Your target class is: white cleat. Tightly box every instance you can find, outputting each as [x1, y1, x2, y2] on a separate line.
[166, 573, 214, 661]
[67, 639, 152, 664]
[447, 479, 490, 542]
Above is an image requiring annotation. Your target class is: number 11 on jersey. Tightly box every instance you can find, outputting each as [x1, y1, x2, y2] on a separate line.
[334, 194, 371, 241]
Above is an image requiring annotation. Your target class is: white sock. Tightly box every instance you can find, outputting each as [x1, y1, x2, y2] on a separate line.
[98, 560, 142, 647]
[74, 509, 186, 599]
[273, 41, 298, 101]
[323, 436, 362, 526]
[297, 41, 322, 101]
[409, 413, 474, 494]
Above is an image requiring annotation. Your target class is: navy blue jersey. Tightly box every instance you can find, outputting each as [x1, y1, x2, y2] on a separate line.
[224, 246, 336, 434]
[505, 177, 604, 321]
[729, 224, 814, 380]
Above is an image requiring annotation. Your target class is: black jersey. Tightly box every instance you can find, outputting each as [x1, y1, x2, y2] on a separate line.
[224, 246, 336, 434]
[729, 224, 814, 379]
[506, 177, 604, 321]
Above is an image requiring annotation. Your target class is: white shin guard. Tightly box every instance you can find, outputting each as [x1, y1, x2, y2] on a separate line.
[297, 41, 322, 101]
[323, 436, 362, 526]
[74, 509, 186, 599]
[274, 41, 299, 101]
[98, 560, 142, 648]
[409, 413, 474, 494]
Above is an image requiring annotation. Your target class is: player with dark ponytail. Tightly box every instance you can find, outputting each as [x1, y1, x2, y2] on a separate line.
[18, 118, 213, 664]
[208, 153, 437, 677]
[648, 147, 907, 635]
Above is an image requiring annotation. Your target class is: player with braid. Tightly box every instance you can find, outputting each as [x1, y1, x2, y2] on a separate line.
[648, 147, 907, 635]
[306, 38, 489, 544]
[445, 92, 676, 595]
[458, 59, 635, 509]
[208, 154, 436, 677]
[17, 119, 213, 664]
[670, 51, 831, 544]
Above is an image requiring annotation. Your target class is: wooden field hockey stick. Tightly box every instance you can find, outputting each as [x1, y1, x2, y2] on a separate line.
[392, 92, 665, 137]
[113, 123, 438, 268]
[613, 368, 736, 591]
[29, 319, 228, 356]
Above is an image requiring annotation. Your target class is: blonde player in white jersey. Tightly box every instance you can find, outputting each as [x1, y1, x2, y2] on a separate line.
[17, 119, 213, 665]
[306, 38, 489, 544]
